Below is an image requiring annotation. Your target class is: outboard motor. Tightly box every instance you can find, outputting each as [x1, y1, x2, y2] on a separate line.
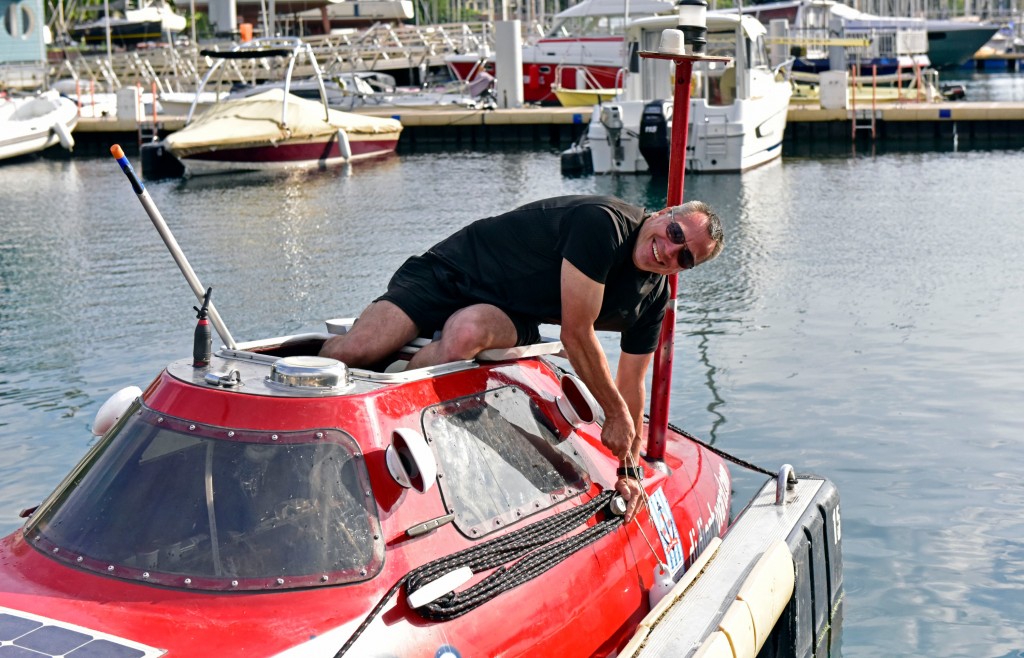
[639, 99, 672, 176]
[600, 105, 625, 163]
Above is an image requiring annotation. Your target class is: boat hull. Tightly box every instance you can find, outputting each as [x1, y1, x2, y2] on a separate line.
[0, 92, 79, 162]
[69, 19, 168, 47]
[176, 133, 400, 176]
[0, 352, 730, 657]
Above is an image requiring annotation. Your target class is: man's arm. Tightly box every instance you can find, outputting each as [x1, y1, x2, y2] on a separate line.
[560, 260, 651, 523]
[616, 350, 654, 464]
[559, 259, 635, 461]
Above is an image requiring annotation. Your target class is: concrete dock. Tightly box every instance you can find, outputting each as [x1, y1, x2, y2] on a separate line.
[72, 100, 1024, 154]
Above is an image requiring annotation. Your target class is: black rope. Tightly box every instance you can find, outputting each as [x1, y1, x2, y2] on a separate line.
[334, 490, 621, 657]
[665, 420, 776, 478]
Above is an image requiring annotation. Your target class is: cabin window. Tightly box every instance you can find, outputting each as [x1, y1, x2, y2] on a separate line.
[26, 403, 383, 591]
[423, 386, 591, 538]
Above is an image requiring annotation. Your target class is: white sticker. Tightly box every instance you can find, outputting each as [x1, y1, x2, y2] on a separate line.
[648, 488, 685, 577]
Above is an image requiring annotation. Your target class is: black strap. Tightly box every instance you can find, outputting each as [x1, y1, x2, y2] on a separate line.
[616, 465, 644, 480]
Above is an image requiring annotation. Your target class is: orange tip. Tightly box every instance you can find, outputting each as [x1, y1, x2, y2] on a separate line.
[110, 144, 124, 159]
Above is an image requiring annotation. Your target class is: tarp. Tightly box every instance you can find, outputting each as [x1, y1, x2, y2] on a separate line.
[165, 89, 402, 152]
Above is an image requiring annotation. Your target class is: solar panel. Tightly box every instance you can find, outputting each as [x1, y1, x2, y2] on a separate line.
[0, 608, 164, 657]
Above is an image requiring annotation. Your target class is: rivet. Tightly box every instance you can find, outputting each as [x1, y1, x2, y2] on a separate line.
[76, 556, 84, 562]
[231, 580, 239, 587]
[184, 578, 192, 585]
[188, 424, 196, 431]
[107, 565, 115, 572]
[271, 435, 279, 441]
[364, 490, 371, 497]
[320, 575, 329, 583]
[495, 519, 501, 526]
[360, 569, 367, 576]
[227, 431, 235, 438]
[373, 534, 379, 540]
[157, 417, 164, 423]
[142, 572, 150, 579]
[276, 578, 285, 585]
[52, 547, 59, 553]
[316, 432, 324, 439]
[471, 529, 479, 535]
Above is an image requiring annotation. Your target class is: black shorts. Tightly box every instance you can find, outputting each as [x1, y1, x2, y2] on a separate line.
[376, 254, 542, 346]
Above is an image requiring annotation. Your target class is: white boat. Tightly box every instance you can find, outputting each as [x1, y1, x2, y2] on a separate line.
[565, 13, 792, 175]
[161, 37, 403, 176]
[730, 0, 932, 75]
[0, 90, 78, 162]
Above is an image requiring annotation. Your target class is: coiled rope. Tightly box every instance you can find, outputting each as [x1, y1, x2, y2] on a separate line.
[334, 490, 622, 657]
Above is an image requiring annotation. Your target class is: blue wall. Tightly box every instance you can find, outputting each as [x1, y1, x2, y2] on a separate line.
[0, 0, 46, 64]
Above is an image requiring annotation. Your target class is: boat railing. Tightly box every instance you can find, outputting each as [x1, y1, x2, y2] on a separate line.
[188, 37, 331, 126]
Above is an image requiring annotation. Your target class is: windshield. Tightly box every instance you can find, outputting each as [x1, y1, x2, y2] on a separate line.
[423, 386, 590, 538]
[26, 402, 383, 591]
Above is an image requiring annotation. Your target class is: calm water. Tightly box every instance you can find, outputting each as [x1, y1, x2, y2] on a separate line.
[2, 76, 1024, 657]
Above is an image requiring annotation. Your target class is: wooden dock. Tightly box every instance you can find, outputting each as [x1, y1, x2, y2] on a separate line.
[72, 100, 1024, 156]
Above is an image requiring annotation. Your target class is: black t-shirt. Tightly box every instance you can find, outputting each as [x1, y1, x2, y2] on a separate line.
[428, 195, 668, 354]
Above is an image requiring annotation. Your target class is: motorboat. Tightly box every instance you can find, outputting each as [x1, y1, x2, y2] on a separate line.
[0, 141, 844, 656]
[157, 37, 403, 176]
[68, 0, 187, 48]
[0, 89, 78, 162]
[446, 0, 678, 104]
[563, 13, 792, 175]
[731, 0, 932, 76]
[923, 18, 1000, 69]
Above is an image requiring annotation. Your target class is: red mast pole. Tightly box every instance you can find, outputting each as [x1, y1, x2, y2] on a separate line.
[642, 9, 727, 462]
[646, 58, 694, 462]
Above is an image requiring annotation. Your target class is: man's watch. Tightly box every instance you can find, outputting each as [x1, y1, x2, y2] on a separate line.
[616, 466, 644, 481]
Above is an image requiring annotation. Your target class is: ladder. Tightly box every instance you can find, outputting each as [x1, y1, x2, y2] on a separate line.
[849, 64, 877, 140]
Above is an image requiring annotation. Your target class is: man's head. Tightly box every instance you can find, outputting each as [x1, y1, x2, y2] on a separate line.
[632, 201, 723, 275]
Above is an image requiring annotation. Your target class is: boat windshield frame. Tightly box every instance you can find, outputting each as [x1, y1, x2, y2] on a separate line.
[24, 400, 384, 591]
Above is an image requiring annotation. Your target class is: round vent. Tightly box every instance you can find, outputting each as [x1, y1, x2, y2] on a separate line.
[268, 356, 350, 391]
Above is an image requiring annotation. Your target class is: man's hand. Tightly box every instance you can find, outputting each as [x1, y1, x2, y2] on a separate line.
[601, 409, 636, 461]
[615, 476, 646, 523]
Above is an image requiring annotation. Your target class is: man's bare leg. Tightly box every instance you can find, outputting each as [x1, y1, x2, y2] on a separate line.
[319, 301, 420, 367]
[408, 304, 519, 369]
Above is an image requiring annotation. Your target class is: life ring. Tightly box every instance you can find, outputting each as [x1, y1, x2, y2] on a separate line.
[52, 120, 75, 151]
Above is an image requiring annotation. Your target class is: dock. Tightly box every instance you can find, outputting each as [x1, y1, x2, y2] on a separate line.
[71, 100, 1024, 155]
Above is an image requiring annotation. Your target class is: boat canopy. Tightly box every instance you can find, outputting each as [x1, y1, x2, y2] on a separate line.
[546, 0, 675, 37]
[25, 401, 384, 591]
[164, 89, 402, 153]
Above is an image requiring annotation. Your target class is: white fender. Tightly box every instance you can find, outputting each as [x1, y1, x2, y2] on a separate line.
[337, 129, 352, 161]
[92, 386, 142, 436]
[52, 120, 74, 151]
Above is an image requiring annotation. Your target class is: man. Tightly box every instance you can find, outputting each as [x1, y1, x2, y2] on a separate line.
[320, 195, 724, 521]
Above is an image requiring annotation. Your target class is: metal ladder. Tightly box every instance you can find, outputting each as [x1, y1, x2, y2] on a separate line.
[849, 64, 877, 140]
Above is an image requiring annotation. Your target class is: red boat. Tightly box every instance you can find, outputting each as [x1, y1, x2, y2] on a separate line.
[446, 0, 677, 104]
[0, 321, 731, 656]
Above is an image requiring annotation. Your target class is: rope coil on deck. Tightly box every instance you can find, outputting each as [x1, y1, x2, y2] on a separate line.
[408, 490, 622, 621]
[334, 490, 621, 656]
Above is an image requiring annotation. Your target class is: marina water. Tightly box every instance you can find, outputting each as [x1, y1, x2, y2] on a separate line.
[2, 72, 1023, 657]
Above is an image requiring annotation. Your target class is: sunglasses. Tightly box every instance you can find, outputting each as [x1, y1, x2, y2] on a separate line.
[666, 220, 696, 270]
